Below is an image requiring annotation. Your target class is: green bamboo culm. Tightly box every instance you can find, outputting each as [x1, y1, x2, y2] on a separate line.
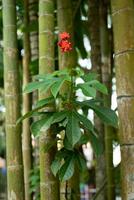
[57, 1, 80, 200]
[57, 0, 76, 70]
[111, 0, 134, 199]
[2, 0, 24, 199]
[88, 0, 106, 200]
[39, 0, 60, 199]
[100, 1, 115, 199]
[29, 0, 38, 61]
[22, 0, 32, 200]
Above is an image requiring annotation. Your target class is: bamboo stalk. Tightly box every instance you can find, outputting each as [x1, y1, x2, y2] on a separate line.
[111, 0, 134, 199]
[100, 1, 115, 199]
[39, 0, 60, 199]
[88, 1, 106, 200]
[57, 1, 79, 199]
[2, 0, 24, 199]
[29, 0, 38, 61]
[22, 0, 32, 199]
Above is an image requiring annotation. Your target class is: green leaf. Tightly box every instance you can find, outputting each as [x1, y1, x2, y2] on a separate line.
[51, 77, 66, 98]
[75, 152, 87, 171]
[74, 99, 101, 108]
[51, 157, 63, 177]
[39, 81, 55, 94]
[75, 100, 118, 128]
[34, 74, 53, 80]
[24, 81, 46, 93]
[74, 111, 94, 132]
[82, 73, 98, 82]
[77, 83, 96, 98]
[88, 80, 108, 94]
[72, 111, 103, 156]
[17, 97, 54, 124]
[66, 112, 81, 146]
[51, 149, 70, 177]
[52, 111, 67, 124]
[89, 103, 118, 128]
[59, 156, 75, 181]
[78, 134, 90, 145]
[23, 75, 58, 95]
[35, 96, 54, 107]
[88, 132, 103, 157]
[31, 111, 67, 136]
[63, 136, 73, 150]
[52, 69, 69, 76]
[31, 114, 53, 136]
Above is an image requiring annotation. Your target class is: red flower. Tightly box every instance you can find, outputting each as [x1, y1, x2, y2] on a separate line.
[58, 32, 72, 53]
[58, 40, 72, 52]
[59, 32, 70, 40]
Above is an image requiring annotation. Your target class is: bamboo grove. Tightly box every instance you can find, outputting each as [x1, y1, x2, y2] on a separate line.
[0, 0, 134, 200]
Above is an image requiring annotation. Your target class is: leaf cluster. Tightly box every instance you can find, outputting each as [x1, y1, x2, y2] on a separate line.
[18, 67, 118, 181]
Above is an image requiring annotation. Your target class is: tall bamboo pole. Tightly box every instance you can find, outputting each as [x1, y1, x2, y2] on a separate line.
[29, 0, 38, 61]
[111, 0, 134, 199]
[100, 1, 115, 199]
[57, 1, 79, 200]
[2, 0, 24, 199]
[22, 0, 32, 199]
[28, 0, 39, 167]
[57, 0, 76, 70]
[39, 0, 60, 199]
[88, 1, 106, 199]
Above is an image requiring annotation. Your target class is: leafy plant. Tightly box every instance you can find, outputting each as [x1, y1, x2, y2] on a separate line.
[18, 65, 118, 181]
